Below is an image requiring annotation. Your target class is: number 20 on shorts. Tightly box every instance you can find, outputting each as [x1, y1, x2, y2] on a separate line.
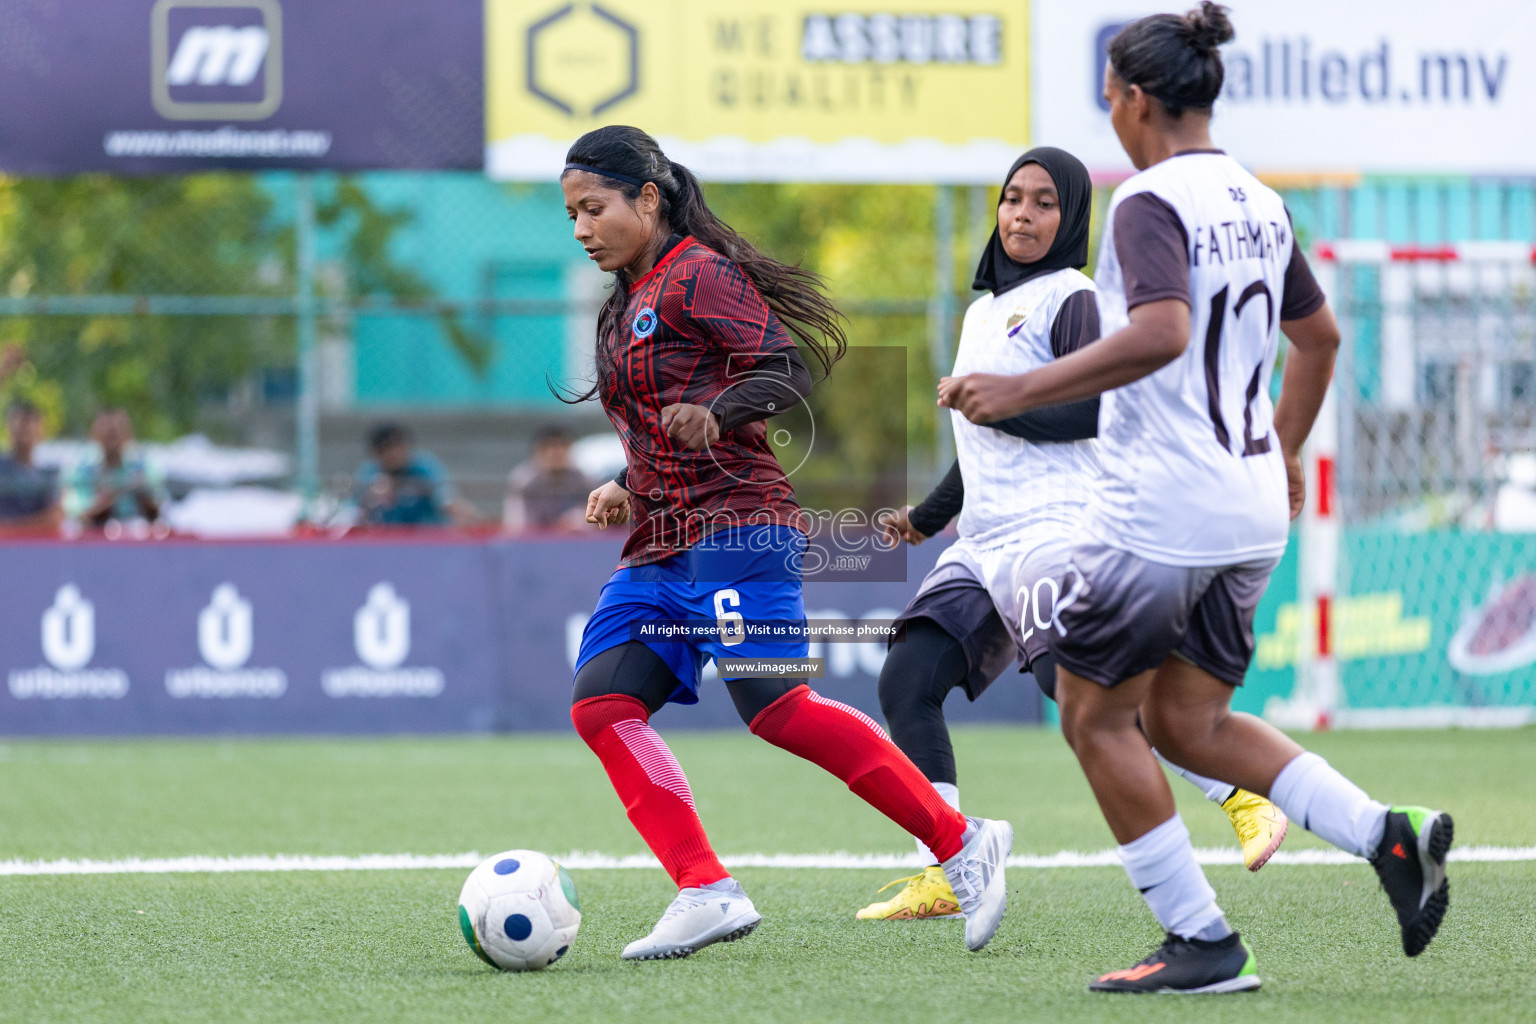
[1016, 576, 1061, 645]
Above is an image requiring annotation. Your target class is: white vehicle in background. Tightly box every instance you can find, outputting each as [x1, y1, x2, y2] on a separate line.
[36, 434, 296, 537]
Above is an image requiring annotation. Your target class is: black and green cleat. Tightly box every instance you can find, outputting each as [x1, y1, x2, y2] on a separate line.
[1371, 806, 1454, 957]
[1089, 931, 1260, 994]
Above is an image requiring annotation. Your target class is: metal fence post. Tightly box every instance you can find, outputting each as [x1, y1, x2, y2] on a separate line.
[930, 184, 956, 473]
[295, 173, 319, 505]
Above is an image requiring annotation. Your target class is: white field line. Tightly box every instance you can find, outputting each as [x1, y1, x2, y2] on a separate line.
[0, 845, 1532, 877]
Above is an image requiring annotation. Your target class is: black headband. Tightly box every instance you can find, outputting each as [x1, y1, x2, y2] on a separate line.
[563, 163, 647, 188]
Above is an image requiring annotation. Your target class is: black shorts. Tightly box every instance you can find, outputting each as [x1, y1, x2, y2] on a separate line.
[1049, 540, 1279, 687]
[889, 571, 1017, 702]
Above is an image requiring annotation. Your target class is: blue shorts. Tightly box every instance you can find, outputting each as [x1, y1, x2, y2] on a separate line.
[574, 525, 809, 705]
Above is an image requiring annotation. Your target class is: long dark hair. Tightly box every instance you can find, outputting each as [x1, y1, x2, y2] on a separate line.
[555, 125, 846, 404]
[1108, 2, 1234, 117]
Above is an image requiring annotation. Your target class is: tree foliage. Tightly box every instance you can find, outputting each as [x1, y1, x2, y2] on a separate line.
[0, 175, 282, 437]
[315, 180, 489, 375]
[709, 183, 979, 506]
[0, 174, 481, 441]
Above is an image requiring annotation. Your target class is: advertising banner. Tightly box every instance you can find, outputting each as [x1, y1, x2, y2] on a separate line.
[486, 0, 1030, 183]
[1032, 0, 1536, 176]
[1252, 529, 1536, 722]
[500, 537, 1044, 731]
[0, 0, 483, 174]
[6, 529, 1523, 735]
[0, 537, 1044, 735]
[0, 540, 506, 734]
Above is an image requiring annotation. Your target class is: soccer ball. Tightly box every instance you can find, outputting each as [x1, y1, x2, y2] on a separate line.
[457, 850, 581, 971]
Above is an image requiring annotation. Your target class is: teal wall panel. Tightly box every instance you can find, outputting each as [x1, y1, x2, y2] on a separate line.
[1509, 185, 1534, 241]
[346, 175, 579, 407]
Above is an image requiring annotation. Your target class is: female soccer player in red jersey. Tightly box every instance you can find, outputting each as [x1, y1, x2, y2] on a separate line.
[559, 125, 1011, 961]
[940, 3, 1451, 994]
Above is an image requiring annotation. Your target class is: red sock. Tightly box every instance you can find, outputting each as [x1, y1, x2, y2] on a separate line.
[749, 685, 967, 861]
[571, 694, 728, 890]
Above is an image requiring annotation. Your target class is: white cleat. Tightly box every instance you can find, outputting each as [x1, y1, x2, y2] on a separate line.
[941, 816, 1013, 951]
[621, 879, 762, 961]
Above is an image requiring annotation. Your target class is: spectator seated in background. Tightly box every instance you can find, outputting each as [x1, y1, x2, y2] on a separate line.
[354, 422, 476, 528]
[0, 400, 62, 533]
[504, 426, 591, 531]
[67, 408, 166, 530]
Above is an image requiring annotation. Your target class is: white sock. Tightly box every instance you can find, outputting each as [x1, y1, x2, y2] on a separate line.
[1269, 751, 1388, 859]
[1153, 747, 1238, 805]
[915, 782, 961, 865]
[1118, 814, 1231, 941]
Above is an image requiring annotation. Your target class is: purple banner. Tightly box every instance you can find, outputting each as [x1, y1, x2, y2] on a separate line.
[0, 0, 482, 174]
[0, 535, 1043, 735]
[0, 539, 506, 733]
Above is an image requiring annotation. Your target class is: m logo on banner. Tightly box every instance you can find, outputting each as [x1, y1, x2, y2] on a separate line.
[168, 27, 268, 87]
[151, 0, 284, 121]
[355, 583, 411, 671]
[42, 585, 95, 672]
[199, 583, 253, 671]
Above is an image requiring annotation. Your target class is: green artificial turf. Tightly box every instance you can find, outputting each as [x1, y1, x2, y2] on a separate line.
[0, 726, 1532, 1023]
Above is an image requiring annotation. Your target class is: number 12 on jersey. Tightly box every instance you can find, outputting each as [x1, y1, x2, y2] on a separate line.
[1202, 279, 1274, 458]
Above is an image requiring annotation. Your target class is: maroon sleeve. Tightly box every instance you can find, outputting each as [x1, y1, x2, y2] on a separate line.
[1114, 193, 1191, 310]
[1279, 222, 1327, 321]
[684, 254, 798, 357]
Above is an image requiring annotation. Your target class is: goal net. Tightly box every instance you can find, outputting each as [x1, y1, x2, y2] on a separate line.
[1266, 241, 1536, 729]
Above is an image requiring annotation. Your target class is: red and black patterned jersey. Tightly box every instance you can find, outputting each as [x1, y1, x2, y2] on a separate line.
[601, 236, 804, 566]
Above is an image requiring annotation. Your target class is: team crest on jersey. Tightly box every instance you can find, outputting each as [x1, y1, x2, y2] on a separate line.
[632, 306, 658, 339]
[1006, 309, 1029, 337]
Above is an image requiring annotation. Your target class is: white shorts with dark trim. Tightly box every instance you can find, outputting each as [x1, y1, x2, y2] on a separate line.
[1048, 540, 1280, 687]
[890, 529, 1073, 700]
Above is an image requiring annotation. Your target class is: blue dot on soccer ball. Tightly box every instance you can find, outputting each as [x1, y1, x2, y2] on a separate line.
[556, 945, 568, 958]
[493, 858, 520, 875]
[504, 914, 533, 941]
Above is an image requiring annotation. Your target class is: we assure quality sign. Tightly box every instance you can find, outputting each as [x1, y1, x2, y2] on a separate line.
[487, 1, 1030, 183]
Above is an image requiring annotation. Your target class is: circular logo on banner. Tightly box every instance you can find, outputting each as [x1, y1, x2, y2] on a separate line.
[632, 307, 658, 339]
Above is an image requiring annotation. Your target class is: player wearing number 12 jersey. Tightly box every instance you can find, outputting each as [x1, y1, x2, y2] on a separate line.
[560, 125, 1012, 962]
[940, 4, 1452, 993]
[856, 146, 1286, 924]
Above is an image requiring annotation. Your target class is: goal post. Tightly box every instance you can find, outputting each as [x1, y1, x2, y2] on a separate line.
[1266, 241, 1536, 730]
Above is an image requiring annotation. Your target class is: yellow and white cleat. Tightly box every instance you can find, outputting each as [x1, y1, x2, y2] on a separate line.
[855, 865, 963, 921]
[1223, 788, 1289, 871]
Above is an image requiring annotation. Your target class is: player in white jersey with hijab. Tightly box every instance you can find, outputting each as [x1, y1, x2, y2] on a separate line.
[940, 3, 1452, 994]
[855, 147, 1286, 923]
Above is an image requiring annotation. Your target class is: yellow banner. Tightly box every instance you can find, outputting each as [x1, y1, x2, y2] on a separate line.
[487, 1, 1030, 182]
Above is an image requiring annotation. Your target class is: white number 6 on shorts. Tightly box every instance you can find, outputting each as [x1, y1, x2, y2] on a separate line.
[713, 588, 745, 646]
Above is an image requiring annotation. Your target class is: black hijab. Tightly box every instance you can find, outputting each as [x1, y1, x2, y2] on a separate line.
[971, 146, 1093, 296]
